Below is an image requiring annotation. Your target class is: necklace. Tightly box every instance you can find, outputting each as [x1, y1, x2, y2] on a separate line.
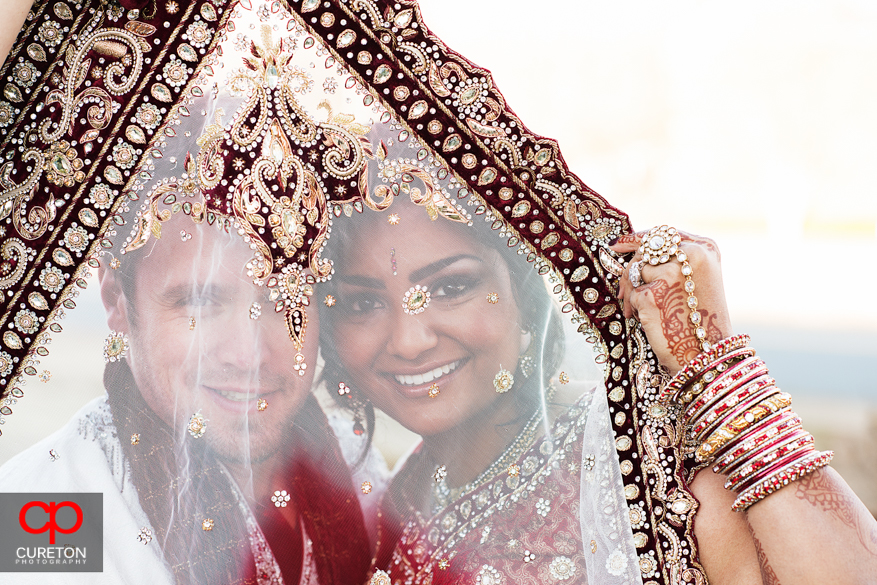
[430, 384, 557, 515]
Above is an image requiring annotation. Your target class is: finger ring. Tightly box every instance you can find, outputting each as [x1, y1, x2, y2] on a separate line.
[639, 225, 683, 265]
[628, 260, 645, 288]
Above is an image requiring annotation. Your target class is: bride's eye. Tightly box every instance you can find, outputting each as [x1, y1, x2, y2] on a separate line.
[432, 276, 478, 299]
[344, 292, 385, 315]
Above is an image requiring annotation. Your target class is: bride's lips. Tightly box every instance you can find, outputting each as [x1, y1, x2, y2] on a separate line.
[386, 358, 467, 398]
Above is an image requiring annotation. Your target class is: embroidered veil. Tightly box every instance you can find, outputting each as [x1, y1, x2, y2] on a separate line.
[1, 1, 708, 583]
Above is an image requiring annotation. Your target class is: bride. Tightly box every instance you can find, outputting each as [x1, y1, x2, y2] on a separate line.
[320, 182, 877, 583]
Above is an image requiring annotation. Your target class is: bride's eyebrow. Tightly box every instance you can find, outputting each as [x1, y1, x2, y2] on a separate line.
[409, 254, 482, 283]
[336, 274, 385, 288]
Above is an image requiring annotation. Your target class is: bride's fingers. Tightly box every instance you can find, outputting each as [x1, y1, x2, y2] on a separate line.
[609, 230, 647, 255]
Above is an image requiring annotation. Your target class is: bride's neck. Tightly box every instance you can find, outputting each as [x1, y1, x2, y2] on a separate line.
[420, 398, 535, 490]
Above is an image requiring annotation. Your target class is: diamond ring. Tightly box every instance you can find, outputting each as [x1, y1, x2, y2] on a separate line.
[628, 260, 645, 288]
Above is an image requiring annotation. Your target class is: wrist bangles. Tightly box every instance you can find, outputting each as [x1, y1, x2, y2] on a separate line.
[662, 334, 832, 511]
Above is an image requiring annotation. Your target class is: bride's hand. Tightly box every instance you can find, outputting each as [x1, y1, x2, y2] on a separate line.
[610, 228, 734, 374]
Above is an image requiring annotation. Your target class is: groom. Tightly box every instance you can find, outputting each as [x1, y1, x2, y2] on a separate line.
[0, 217, 370, 584]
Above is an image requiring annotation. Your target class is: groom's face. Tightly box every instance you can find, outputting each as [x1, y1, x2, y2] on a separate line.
[113, 223, 317, 463]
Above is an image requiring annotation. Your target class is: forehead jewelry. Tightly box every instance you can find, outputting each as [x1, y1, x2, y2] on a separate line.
[402, 285, 430, 314]
[638, 225, 711, 352]
[391, 247, 397, 276]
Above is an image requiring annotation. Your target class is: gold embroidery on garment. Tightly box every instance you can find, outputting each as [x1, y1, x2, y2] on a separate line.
[40, 27, 146, 144]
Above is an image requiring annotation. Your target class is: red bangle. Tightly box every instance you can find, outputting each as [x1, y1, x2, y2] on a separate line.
[732, 451, 833, 511]
[661, 334, 752, 401]
[712, 413, 803, 473]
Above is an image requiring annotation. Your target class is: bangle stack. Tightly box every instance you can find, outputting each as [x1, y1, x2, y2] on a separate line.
[664, 334, 832, 511]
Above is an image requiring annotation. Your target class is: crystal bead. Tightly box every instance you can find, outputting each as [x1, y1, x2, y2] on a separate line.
[687, 296, 698, 308]
[266, 65, 279, 89]
[690, 311, 701, 324]
[696, 327, 706, 339]
[681, 264, 692, 276]
[648, 235, 665, 250]
[684, 280, 695, 293]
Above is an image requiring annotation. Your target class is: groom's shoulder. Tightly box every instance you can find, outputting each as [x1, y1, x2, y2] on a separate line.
[0, 396, 115, 492]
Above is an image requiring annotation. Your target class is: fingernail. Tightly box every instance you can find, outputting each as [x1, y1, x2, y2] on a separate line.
[608, 237, 619, 245]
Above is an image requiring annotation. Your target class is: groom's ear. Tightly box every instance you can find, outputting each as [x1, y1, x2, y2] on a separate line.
[99, 265, 131, 334]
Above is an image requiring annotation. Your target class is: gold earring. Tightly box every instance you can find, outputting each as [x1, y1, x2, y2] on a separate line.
[103, 331, 129, 362]
[494, 367, 514, 393]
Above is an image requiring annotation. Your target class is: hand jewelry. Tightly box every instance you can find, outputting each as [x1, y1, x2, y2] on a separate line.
[639, 225, 711, 352]
[628, 260, 645, 288]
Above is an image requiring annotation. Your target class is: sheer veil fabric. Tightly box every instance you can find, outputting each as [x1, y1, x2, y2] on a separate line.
[1, 0, 705, 584]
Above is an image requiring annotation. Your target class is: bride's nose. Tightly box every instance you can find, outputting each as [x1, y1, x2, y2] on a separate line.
[385, 311, 439, 360]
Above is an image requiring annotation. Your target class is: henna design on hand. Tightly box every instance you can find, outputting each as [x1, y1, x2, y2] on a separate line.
[613, 232, 644, 246]
[794, 469, 877, 557]
[678, 231, 721, 258]
[749, 529, 783, 585]
[705, 310, 724, 342]
[649, 278, 701, 367]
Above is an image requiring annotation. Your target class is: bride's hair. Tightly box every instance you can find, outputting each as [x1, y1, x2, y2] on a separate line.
[318, 206, 564, 462]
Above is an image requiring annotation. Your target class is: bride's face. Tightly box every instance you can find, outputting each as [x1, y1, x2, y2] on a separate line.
[329, 204, 525, 437]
